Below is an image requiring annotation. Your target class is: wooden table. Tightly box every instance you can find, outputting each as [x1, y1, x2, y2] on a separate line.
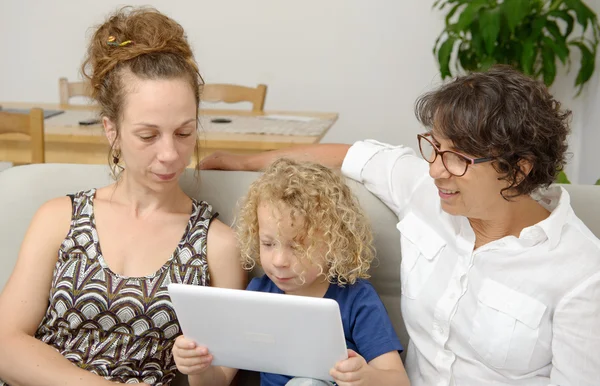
[0, 102, 338, 165]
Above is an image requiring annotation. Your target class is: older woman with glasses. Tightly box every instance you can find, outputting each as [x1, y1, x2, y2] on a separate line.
[198, 65, 600, 386]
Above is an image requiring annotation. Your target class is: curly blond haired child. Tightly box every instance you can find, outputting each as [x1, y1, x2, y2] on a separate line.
[173, 158, 409, 386]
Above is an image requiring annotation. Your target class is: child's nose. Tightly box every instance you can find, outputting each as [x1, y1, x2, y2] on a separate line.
[272, 249, 291, 268]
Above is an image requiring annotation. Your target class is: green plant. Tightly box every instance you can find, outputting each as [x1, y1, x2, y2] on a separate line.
[433, 0, 600, 95]
[556, 170, 600, 184]
[556, 170, 572, 183]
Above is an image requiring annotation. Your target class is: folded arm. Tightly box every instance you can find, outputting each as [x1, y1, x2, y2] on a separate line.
[550, 270, 600, 385]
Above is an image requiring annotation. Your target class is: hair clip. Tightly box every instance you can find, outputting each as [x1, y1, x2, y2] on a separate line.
[107, 35, 134, 47]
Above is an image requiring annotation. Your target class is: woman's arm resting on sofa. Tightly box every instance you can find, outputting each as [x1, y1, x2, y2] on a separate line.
[198, 144, 351, 171]
[0, 197, 118, 386]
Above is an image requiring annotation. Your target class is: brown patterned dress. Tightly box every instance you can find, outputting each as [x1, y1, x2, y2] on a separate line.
[0, 189, 214, 385]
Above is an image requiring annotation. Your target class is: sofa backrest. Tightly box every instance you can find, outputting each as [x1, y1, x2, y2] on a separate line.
[1, 164, 599, 385]
[0, 164, 409, 350]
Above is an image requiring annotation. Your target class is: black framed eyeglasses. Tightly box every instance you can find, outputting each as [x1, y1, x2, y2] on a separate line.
[417, 133, 494, 177]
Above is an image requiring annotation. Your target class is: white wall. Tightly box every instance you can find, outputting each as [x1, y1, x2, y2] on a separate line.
[546, 0, 599, 184]
[579, 70, 600, 184]
[578, 0, 600, 185]
[0, 0, 598, 183]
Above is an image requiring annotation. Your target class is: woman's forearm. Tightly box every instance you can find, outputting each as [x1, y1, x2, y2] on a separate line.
[247, 144, 351, 170]
[0, 333, 117, 386]
[201, 144, 351, 171]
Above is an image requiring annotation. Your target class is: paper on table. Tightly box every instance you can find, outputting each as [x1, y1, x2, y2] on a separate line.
[260, 114, 317, 122]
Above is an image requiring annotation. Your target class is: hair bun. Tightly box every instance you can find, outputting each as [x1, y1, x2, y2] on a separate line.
[83, 6, 198, 94]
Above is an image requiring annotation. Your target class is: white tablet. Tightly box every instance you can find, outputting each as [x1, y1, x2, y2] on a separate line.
[168, 283, 348, 381]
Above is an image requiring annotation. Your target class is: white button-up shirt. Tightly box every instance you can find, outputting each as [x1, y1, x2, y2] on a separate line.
[341, 140, 600, 386]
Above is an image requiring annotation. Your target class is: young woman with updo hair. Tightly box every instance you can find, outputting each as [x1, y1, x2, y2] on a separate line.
[0, 7, 244, 386]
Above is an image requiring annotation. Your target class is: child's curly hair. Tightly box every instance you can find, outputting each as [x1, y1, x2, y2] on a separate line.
[236, 158, 375, 286]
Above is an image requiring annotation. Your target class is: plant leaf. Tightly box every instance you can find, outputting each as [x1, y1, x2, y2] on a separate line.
[457, 42, 478, 71]
[521, 39, 536, 75]
[434, 0, 467, 10]
[548, 10, 575, 37]
[454, 2, 486, 32]
[543, 31, 569, 64]
[480, 56, 497, 71]
[530, 16, 548, 41]
[433, 0, 459, 10]
[502, 0, 531, 33]
[542, 42, 557, 85]
[433, 0, 447, 10]
[595, 178, 600, 185]
[570, 41, 595, 91]
[433, 30, 445, 56]
[545, 20, 563, 41]
[556, 170, 571, 184]
[549, 0, 564, 10]
[480, 8, 501, 54]
[438, 36, 457, 78]
[445, 3, 466, 25]
[563, 0, 596, 32]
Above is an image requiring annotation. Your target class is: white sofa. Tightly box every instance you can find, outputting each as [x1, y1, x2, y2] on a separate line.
[1, 163, 599, 386]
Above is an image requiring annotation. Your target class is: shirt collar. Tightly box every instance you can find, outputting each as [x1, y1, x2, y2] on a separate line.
[529, 185, 570, 250]
[448, 185, 571, 251]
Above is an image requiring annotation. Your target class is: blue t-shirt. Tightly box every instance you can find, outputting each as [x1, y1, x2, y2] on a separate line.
[246, 275, 403, 386]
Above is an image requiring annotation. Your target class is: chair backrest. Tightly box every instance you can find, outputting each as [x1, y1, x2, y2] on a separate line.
[0, 108, 45, 163]
[59, 77, 92, 105]
[201, 83, 267, 112]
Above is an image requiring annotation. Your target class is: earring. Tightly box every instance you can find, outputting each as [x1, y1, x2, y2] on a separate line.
[113, 149, 121, 164]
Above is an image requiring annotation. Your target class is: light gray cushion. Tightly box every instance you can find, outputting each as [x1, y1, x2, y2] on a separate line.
[0, 162, 12, 173]
[560, 184, 600, 237]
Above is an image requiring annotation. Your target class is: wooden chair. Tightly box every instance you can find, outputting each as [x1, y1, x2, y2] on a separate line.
[0, 108, 45, 163]
[201, 83, 267, 112]
[59, 77, 92, 105]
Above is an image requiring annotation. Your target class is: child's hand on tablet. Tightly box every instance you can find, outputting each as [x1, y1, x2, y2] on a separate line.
[330, 349, 373, 385]
[172, 335, 214, 375]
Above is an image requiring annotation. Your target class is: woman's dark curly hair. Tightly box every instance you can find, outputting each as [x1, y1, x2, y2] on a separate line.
[415, 64, 571, 199]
